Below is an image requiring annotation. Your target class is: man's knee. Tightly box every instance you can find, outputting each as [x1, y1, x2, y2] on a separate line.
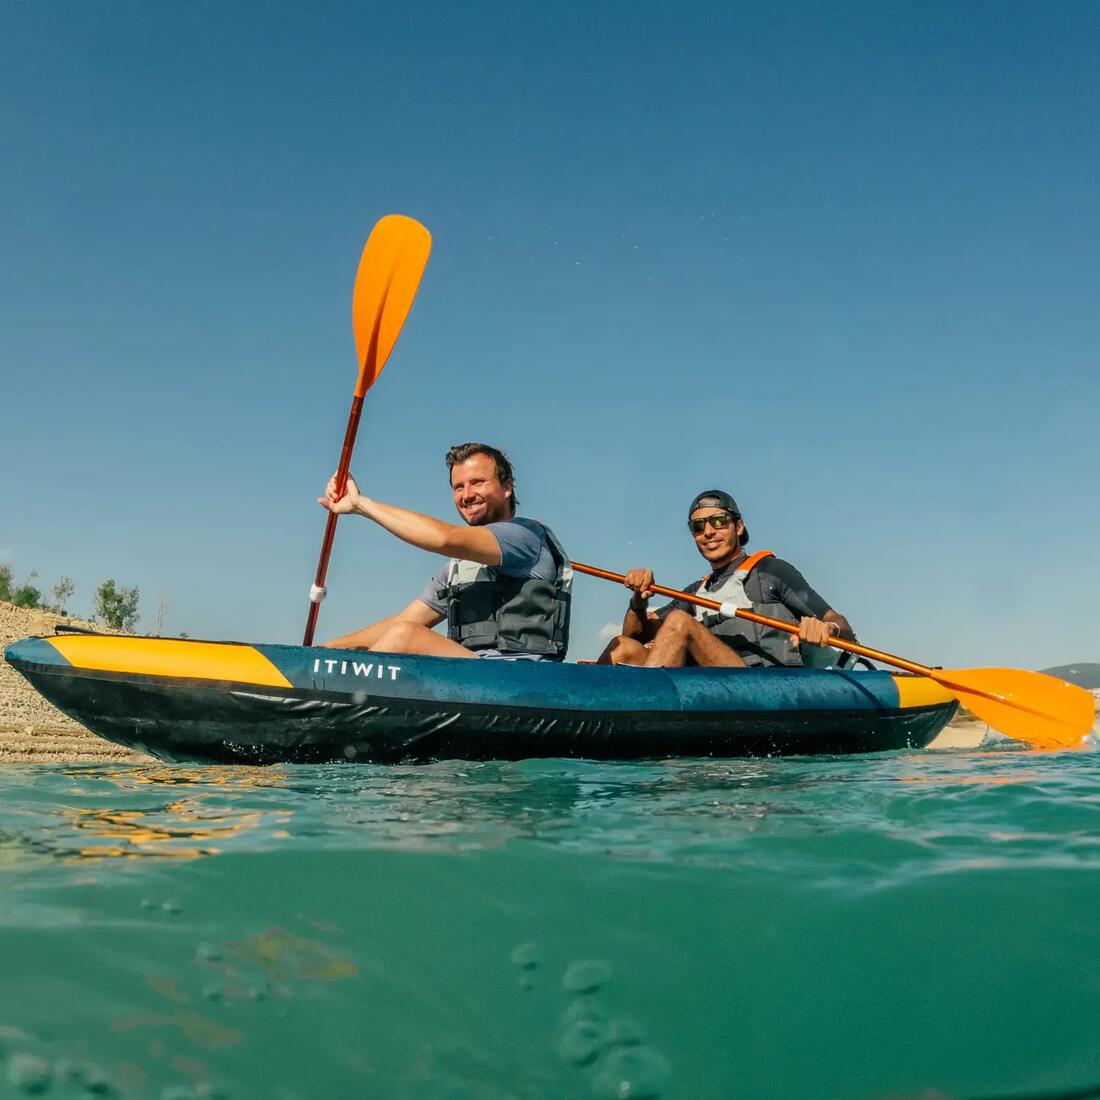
[606, 635, 646, 666]
[660, 610, 695, 636]
[376, 621, 425, 651]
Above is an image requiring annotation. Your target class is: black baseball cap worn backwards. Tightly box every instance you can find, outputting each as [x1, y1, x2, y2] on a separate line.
[687, 489, 749, 544]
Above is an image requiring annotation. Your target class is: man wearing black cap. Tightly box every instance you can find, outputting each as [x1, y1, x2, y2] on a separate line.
[598, 490, 854, 668]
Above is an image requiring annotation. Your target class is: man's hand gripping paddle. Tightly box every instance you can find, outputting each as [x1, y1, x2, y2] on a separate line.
[303, 215, 432, 645]
[572, 561, 1095, 751]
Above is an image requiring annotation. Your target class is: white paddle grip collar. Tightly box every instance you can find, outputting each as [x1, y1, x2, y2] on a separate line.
[309, 584, 327, 604]
[719, 600, 742, 619]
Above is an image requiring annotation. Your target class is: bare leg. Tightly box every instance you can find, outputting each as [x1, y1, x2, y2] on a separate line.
[643, 610, 746, 668]
[369, 621, 479, 658]
[323, 616, 401, 650]
[595, 635, 649, 666]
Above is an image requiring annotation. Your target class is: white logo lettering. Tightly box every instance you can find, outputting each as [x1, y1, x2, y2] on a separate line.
[315, 658, 402, 681]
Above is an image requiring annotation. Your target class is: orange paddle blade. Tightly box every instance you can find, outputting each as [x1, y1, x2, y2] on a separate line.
[351, 215, 432, 397]
[929, 667, 1095, 750]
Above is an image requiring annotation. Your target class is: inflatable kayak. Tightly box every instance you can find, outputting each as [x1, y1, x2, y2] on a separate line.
[4, 632, 958, 763]
[5, 631, 959, 763]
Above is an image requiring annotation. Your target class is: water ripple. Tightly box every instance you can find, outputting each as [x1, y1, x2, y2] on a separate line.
[0, 749, 1098, 1099]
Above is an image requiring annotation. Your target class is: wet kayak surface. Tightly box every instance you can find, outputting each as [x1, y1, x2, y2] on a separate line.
[0, 747, 1098, 1099]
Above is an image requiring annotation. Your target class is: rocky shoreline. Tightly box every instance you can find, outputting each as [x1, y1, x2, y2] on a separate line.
[0, 602, 149, 763]
[0, 601, 1040, 764]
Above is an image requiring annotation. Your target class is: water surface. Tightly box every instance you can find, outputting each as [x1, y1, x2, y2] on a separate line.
[1, 748, 1098, 1100]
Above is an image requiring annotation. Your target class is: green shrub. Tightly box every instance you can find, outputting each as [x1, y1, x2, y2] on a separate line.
[10, 570, 41, 609]
[13, 585, 42, 609]
[94, 579, 140, 632]
[50, 576, 75, 614]
[1, 567, 50, 608]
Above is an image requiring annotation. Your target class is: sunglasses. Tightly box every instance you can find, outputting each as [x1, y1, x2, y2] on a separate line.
[688, 513, 738, 535]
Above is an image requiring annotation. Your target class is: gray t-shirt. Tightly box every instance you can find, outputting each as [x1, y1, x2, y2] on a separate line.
[417, 517, 559, 618]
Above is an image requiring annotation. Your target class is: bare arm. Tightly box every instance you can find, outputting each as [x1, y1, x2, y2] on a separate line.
[795, 608, 856, 648]
[823, 609, 855, 642]
[623, 605, 662, 643]
[766, 560, 855, 648]
[621, 599, 648, 641]
[620, 568, 662, 643]
[319, 475, 502, 565]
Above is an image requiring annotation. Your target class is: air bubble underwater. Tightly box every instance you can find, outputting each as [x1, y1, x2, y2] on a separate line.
[510, 942, 542, 970]
[591, 1046, 671, 1099]
[554, 958, 670, 1098]
[562, 958, 612, 995]
[559, 1019, 607, 1066]
[5, 1053, 52, 1095]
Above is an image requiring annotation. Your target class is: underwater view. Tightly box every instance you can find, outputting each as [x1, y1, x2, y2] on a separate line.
[1, 747, 1097, 1100]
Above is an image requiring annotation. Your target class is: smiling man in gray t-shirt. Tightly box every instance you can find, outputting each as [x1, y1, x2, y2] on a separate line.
[417, 516, 567, 659]
[318, 443, 571, 660]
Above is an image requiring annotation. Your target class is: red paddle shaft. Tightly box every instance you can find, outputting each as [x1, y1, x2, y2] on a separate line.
[302, 395, 364, 645]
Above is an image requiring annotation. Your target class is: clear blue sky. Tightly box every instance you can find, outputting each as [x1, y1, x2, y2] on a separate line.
[2, 1, 1096, 667]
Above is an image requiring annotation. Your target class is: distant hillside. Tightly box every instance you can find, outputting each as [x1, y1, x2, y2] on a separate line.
[1040, 663, 1100, 689]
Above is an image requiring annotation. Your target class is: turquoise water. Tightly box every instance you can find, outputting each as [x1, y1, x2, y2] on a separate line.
[1, 749, 1098, 1100]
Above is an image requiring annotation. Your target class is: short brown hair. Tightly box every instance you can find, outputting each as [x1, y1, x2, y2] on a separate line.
[445, 442, 518, 514]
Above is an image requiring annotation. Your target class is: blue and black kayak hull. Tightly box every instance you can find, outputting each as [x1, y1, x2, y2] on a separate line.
[4, 634, 959, 764]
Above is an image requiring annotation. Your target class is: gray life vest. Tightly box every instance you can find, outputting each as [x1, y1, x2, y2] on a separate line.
[689, 550, 804, 668]
[443, 522, 572, 659]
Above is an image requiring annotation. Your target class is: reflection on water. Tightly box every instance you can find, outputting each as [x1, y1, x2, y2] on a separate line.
[62, 803, 273, 861]
[2, 749, 1095, 875]
[21, 757, 864, 865]
[0, 750, 1096, 1100]
[51, 766, 295, 862]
